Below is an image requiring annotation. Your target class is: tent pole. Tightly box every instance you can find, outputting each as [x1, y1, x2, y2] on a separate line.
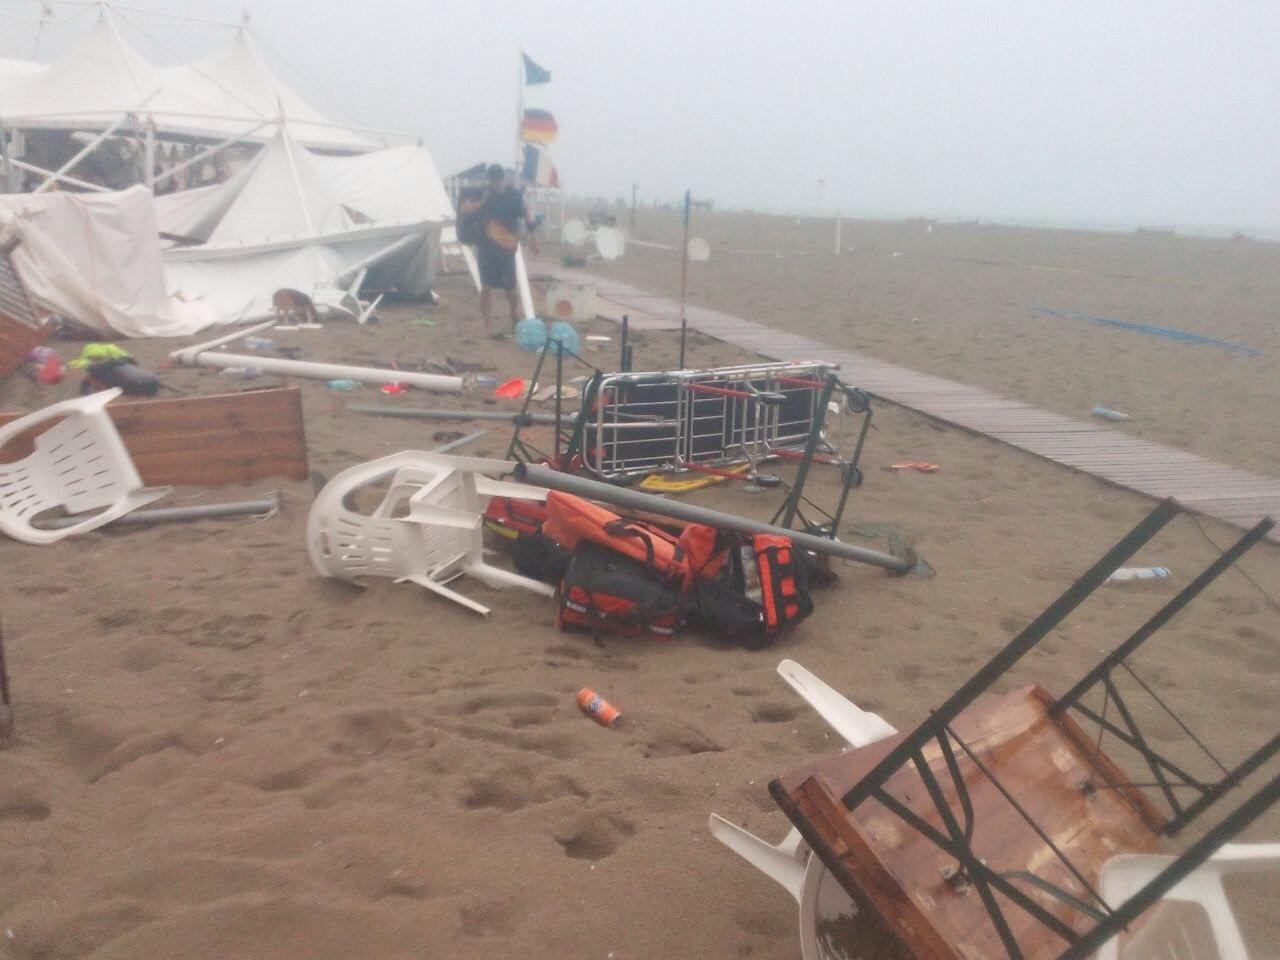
[0, 109, 417, 144]
[143, 117, 155, 190]
[9, 157, 110, 193]
[0, 117, 13, 193]
[33, 95, 158, 193]
[277, 120, 316, 236]
[514, 49, 524, 181]
[336, 233, 423, 288]
[151, 118, 273, 188]
[102, 4, 149, 100]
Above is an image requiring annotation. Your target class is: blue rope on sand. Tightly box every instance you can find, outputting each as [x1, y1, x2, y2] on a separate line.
[1034, 308, 1260, 357]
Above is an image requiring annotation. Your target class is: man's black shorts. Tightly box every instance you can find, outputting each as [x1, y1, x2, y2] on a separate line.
[477, 242, 516, 290]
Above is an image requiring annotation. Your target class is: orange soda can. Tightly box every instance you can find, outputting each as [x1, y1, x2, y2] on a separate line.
[576, 688, 621, 728]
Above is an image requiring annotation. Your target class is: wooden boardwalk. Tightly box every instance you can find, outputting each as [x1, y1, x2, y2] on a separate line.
[539, 264, 1280, 542]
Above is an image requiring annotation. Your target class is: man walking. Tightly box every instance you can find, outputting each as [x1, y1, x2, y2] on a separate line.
[460, 164, 532, 338]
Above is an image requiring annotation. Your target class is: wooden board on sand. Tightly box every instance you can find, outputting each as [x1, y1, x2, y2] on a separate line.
[0, 387, 309, 487]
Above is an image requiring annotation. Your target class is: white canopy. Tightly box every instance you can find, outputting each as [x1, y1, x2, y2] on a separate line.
[0, 16, 382, 152]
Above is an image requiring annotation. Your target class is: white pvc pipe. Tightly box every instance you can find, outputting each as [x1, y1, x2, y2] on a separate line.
[461, 244, 481, 292]
[8, 157, 110, 192]
[172, 344, 468, 393]
[174, 319, 276, 355]
[515, 243, 534, 320]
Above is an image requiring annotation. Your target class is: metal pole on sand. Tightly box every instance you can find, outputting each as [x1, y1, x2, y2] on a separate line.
[514, 463, 913, 575]
[678, 188, 691, 369]
[0, 615, 12, 733]
[620, 314, 632, 372]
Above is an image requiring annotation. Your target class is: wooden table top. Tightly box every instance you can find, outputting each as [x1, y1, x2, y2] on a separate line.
[770, 685, 1163, 960]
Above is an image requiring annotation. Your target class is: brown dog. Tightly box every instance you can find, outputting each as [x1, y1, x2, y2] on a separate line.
[272, 288, 319, 325]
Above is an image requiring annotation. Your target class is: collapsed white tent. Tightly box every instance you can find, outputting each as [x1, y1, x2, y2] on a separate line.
[0, 131, 455, 336]
[0, 14, 384, 153]
[157, 131, 453, 326]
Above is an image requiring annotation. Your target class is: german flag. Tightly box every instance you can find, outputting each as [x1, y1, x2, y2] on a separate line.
[521, 108, 558, 144]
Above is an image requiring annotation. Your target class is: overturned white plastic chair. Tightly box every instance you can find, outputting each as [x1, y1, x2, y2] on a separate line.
[709, 659, 898, 960]
[1097, 843, 1280, 960]
[307, 452, 556, 615]
[0, 388, 170, 545]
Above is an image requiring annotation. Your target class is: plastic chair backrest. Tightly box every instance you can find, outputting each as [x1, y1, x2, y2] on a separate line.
[0, 389, 169, 544]
[307, 452, 554, 615]
[1098, 843, 1280, 960]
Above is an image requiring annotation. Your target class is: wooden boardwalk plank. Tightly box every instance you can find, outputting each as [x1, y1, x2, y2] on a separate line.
[537, 263, 1280, 543]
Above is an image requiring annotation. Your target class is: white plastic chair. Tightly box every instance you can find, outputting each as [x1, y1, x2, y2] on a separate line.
[1097, 843, 1280, 960]
[307, 452, 556, 615]
[0, 389, 170, 545]
[709, 660, 899, 959]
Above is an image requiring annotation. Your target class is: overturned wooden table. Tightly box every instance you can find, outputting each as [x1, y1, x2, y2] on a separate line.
[771, 684, 1166, 959]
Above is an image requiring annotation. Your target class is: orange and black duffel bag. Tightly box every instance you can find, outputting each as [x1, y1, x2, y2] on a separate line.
[558, 541, 690, 640]
[542, 491, 688, 584]
[483, 496, 570, 584]
[691, 533, 815, 649]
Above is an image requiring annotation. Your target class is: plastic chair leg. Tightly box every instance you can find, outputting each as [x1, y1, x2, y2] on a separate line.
[708, 814, 807, 905]
[399, 574, 491, 616]
[465, 559, 557, 596]
[776, 659, 898, 748]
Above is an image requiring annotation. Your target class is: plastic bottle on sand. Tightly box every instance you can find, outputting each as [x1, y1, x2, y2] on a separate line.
[1107, 567, 1170, 582]
[1092, 406, 1132, 422]
[242, 336, 275, 350]
[220, 366, 263, 380]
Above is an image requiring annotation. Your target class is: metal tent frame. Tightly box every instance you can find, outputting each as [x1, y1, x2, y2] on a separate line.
[0, 0, 421, 196]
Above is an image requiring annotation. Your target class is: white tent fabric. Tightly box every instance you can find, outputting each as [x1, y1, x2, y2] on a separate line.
[0, 187, 215, 337]
[0, 18, 379, 152]
[311, 145, 454, 225]
[153, 132, 452, 326]
[0, 57, 44, 99]
[0, 19, 160, 125]
[204, 134, 350, 243]
[155, 133, 454, 242]
[161, 32, 374, 151]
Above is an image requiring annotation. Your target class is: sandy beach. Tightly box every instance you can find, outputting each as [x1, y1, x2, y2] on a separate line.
[592, 212, 1280, 474]
[1, 214, 1278, 959]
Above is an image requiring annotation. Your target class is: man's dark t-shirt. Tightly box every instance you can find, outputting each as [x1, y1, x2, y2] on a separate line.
[484, 187, 525, 234]
[474, 187, 526, 290]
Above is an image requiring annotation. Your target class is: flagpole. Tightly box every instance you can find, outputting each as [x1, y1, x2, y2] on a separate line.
[678, 188, 691, 369]
[515, 49, 524, 182]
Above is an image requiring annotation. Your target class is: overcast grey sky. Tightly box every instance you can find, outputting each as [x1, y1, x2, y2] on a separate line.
[20, 0, 1280, 231]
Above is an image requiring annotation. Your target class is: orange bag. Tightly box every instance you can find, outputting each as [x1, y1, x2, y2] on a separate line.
[542, 491, 687, 582]
[676, 521, 733, 591]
